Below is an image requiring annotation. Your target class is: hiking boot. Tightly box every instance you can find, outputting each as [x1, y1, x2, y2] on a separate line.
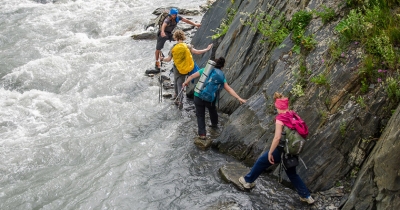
[155, 61, 161, 70]
[300, 196, 315, 204]
[239, 176, 255, 189]
[209, 124, 218, 129]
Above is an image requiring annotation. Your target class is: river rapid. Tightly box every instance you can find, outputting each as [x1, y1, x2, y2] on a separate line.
[0, 0, 309, 209]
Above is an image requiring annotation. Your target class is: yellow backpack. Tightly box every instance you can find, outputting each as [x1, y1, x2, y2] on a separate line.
[172, 43, 194, 74]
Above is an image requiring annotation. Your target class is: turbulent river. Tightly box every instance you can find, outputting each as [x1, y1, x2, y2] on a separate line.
[0, 0, 309, 209]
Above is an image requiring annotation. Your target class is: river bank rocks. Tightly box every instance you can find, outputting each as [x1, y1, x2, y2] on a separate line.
[131, 6, 208, 40]
[188, 0, 399, 209]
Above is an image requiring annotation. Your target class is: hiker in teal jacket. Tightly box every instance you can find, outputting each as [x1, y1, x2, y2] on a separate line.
[182, 57, 246, 139]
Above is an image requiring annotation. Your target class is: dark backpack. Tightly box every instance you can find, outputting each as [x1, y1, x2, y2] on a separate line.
[197, 68, 225, 102]
[155, 12, 169, 29]
[281, 126, 306, 155]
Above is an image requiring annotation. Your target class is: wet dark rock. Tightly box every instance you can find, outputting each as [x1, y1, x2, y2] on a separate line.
[162, 93, 172, 98]
[193, 136, 212, 150]
[131, 32, 157, 40]
[219, 162, 252, 191]
[188, 0, 400, 209]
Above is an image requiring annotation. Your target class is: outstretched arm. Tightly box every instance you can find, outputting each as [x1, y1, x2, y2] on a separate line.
[181, 17, 201, 28]
[162, 55, 172, 62]
[182, 72, 201, 87]
[268, 123, 283, 164]
[223, 83, 246, 104]
[160, 22, 167, 37]
[190, 44, 213, 55]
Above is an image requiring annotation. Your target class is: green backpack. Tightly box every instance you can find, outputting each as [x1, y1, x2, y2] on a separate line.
[281, 126, 306, 155]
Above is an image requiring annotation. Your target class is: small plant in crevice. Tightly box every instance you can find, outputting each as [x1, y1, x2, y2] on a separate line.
[290, 10, 316, 53]
[290, 10, 313, 30]
[301, 34, 318, 51]
[291, 58, 310, 98]
[311, 73, 329, 88]
[211, 8, 237, 40]
[314, 5, 337, 24]
[386, 76, 400, 103]
[290, 84, 305, 98]
[360, 78, 369, 94]
[334, 9, 365, 41]
[340, 120, 347, 137]
[241, 9, 289, 45]
[327, 39, 347, 63]
[356, 95, 367, 108]
[319, 110, 329, 126]
[350, 166, 360, 178]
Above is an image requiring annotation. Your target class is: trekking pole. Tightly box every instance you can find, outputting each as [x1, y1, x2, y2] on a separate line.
[158, 73, 163, 103]
[174, 86, 185, 104]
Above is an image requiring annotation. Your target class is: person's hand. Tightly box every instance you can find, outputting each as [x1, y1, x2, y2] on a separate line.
[238, 98, 247, 104]
[182, 82, 188, 87]
[268, 152, 275, 164]
[195, 23, 201, 28]
[161, 31, 166, 37]
[207, 43, 213, 50]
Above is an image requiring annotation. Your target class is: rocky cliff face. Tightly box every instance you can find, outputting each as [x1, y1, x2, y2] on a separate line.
[191, 0, 399, 208]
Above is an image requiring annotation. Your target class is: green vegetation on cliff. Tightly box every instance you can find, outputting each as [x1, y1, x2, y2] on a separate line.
[335, 0, 400, 103]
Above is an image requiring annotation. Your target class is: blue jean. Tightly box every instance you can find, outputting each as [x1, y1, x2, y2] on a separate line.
[194, 96, 218, 136]
[244, 148, 311, 198]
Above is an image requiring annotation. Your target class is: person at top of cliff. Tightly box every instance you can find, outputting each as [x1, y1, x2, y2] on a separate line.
[154, 8, 201, 71]
[238, 92, 315, 205]
[162, 30, 212, 107]
[182, 57, 246, 139]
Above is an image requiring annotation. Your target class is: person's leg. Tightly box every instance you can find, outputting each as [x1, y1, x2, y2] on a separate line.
[244, 149, 281, 183]
[173, 67, 183, 97]
[176, 74, 186, 99]
[155, 50, 161, 62]
[155, 34, 167, 69]
[194, 96, 206, 136]
[207, 101, 218, 127]
[285, 166, 311, 198]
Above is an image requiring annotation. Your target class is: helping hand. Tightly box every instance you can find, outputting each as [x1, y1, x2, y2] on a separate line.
[268, 152, 275, 164]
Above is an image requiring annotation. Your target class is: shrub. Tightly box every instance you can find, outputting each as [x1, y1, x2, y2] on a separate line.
[335, 9, 365, 41]
[314, 6, 337, 24]
[311, 73, 329, 86]
[290, 10, 313, 30]
[212, 8, 236, 40]
[386, 76, 400, 103]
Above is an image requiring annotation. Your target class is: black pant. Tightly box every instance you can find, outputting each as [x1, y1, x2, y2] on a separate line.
[194, 96, 218, 136]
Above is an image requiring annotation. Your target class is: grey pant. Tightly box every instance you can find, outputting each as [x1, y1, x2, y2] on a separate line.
[173, 66, 187, 99]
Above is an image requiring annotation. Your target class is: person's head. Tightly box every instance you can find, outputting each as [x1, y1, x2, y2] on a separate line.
[214, 57, 225, 69]
[169, 8, 178, 18]
[173, 30, 186, 41]
[274, 92, 289, 113]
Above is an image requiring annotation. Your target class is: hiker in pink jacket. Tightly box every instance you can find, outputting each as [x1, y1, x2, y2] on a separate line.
[238, 92, 315, 205]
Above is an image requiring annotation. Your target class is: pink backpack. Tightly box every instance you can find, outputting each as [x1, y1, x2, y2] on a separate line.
[276, 111, 308, 138]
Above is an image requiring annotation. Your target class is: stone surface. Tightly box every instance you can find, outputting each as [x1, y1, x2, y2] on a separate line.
[193, 136, 212, 150]
[342, 104, 400, 210]
[188, 0, 400, 208]
[219, 162, 252, 191]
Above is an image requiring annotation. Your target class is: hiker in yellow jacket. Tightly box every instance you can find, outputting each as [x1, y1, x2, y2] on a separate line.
[162, 30, 212, 106]
[155, 8, 201, 70]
